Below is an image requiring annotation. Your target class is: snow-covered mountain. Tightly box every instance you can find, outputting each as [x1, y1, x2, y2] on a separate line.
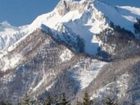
[0, 0, 140, 104]
[1, 0, 140, 55]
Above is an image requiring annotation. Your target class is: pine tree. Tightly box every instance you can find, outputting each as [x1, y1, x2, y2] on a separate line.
[0, 101, 12, 105]
[58, 93, 69, 105]
[20, 95, 31, 105]
[104, 98, 118, 105]
[76, 100, 82, 105]
[83, 91, 90, 105]
[134, 18, 140, 33]
[44, 95, 52, 105]
[60, 93, 68, 105]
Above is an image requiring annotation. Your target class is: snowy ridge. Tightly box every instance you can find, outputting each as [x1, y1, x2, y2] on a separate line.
[0, 22, 31, 51]
[27, 0, 109, 55]
[0, 0, 140, 55]
[0, 0, 140, 73]
[20, 0, 140, 54]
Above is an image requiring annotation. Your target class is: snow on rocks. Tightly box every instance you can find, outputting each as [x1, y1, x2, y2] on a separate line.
[69, 58, 107, 89]
[60, 49, 74, 62]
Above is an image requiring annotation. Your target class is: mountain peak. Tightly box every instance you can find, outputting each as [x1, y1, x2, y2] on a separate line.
[0, 0, 140, 104]
[2, 0, 140, 55]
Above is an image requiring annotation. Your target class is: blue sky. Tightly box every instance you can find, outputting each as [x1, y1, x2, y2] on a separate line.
[0, 0, 59, 26]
